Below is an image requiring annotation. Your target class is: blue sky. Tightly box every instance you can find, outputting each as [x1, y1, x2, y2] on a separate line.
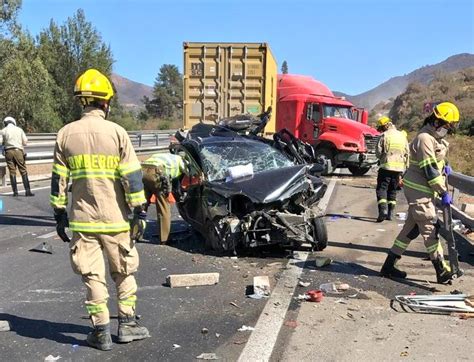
[19, 0, 474, 95]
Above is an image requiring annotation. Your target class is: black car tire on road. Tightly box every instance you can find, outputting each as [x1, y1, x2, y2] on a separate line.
[347, 165, 371, 176]
[312, 217, 328, 251]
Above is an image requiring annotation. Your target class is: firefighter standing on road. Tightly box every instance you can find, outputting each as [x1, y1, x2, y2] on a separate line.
[50, 69, 150, 350]
[375, 117, 409, 222]
[142, 152, 185, 244]
[380, 102, 460, 284]
[0, 117, 34, 196]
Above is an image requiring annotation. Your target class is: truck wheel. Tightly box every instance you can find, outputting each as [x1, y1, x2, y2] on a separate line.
[315, 148, 335, 175]
[348, 166, 371, 176]
[312, 217, 328, 251]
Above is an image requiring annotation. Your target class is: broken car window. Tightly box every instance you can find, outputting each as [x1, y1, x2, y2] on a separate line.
[200, 141, 294, 182]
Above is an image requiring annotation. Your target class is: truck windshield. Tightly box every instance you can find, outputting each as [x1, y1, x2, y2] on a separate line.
[201, 141, 294, 182]
[323, 105, 352, 119]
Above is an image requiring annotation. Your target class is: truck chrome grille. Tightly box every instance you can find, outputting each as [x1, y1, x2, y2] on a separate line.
[364, 134, 380, 153]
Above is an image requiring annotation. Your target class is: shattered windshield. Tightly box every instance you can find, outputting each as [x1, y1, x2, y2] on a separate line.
[323, 105, 352, 119]
[201, 141, 294, 182]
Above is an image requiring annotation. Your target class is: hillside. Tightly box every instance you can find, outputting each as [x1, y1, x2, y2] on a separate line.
[111, 73, 153, 109]
[336, 53, 474, 109]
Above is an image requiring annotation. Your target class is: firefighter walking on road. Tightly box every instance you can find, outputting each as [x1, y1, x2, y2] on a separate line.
[380, 102, 460, 284]
[50, 69, 150, 350]
[142, 151, 185, 244]
[0, 117, 34, 196]
[375, 116, 409, 222]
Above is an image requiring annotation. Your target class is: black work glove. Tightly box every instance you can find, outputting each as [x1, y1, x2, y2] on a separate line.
[159, 175, 171, 196]
[54, 208, 71, 243]
[130, 206, 147, 241]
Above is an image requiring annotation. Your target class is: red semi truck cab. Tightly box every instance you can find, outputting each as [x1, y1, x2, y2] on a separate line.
[276, 74, 380, 175]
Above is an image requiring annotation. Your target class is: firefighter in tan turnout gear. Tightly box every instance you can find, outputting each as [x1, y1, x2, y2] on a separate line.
[375, 117, 409, 222]
[380, 102, 460, 284]
[142, 152, 185, 244]
[50, 69, 150, 351]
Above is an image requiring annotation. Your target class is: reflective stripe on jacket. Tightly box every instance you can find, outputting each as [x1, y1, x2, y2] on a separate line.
[50, 107, 146, 233]
[376, 124, 409, 172]
[142, 153, 185, 179]
[402, 124, 448, 204]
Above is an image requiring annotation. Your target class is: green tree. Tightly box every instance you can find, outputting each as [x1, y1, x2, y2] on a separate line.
[37, 9, 114, 124]
[144, 64, 182, 119]
[0, 33, 60, 132]
[0, 0, 22, 38]
[281, 60, 288, 74]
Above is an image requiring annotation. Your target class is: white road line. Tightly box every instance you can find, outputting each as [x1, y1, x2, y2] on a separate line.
[0, 185, 50, 196]
[238, 171, 339, 362]
[38, 231, 57, 239]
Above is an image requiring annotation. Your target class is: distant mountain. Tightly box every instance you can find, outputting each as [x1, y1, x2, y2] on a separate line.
[335, 53, 474, 110]
[111, 73, 153, 109]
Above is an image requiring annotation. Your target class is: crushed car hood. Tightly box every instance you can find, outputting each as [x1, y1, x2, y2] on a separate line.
[207, 165, 309, 204]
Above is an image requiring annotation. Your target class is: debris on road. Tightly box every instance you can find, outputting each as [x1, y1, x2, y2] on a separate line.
[267, 262, 282, 266]
[230, 302, 241, 308]
[201, 328, 209, 334]
[44, 356, 61, 361]
[306, 290, 324, 302]
[298, 281, 311, 287]
[283, 320, 299, 328]
[396, 212, 407, 221]
[394, 294, 474, 314]
[252, 275, 271, 298]
[376, 229, 386, 232]
[166, 273, 219, 288]
[238, 325, 255, 332]
[295, 294, 310, 301]
[172, 344, 181, 349]
[0, 320, 11, 332]
[314, 256, 332, 267]
[196, 353, 219, 360]
[320, 283, 338, 293]
[30, 241, 53, 254]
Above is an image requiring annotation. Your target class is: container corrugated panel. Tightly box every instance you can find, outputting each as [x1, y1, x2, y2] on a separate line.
[183, 42, 277, 133]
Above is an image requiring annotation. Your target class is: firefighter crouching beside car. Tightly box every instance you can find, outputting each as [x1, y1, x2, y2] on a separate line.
[375, 116, 409, 222]
[380, 102, 460, 284]
[50, 69, 150, 351]
[142, 152, 185, 244]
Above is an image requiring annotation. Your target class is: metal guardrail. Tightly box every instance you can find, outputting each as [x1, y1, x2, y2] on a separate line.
[450, 171, 474, 230]
[0, 130, 174, 186]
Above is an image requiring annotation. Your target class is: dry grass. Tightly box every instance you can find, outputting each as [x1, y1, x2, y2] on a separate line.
[407, 132, 473, 176]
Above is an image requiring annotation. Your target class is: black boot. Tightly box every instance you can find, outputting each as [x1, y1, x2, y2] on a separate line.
[10, 175, 18, 196]
[21, 174, 34, 196]
[387, 203, 395, 220]
[380, 251, 407, 278]
[432, 257, 455, 284]
[86, 324, 113, 351]
[118, 316, 150, 343]
[377, 203, 387, 222]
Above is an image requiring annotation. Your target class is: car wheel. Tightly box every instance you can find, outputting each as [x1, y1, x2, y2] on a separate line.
[348, 165, 371, 176]
[312, 217, 328, 251]
[315, 148, 335, 175]
[204, 220, 226, 253]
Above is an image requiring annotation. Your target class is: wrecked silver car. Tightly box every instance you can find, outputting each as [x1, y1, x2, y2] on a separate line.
[171, 124, 328, 253]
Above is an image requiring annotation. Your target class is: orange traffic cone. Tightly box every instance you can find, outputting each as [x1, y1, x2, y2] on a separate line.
[167, 192, 176, 204]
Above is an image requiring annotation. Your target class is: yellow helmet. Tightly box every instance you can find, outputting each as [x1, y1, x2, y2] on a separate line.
[432, 102, 459, 124]
[377, 116, 391, 128]
[74, 68, 114, 102]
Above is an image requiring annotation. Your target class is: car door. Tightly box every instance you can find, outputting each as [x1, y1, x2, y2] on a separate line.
[174, 146, 206, 229]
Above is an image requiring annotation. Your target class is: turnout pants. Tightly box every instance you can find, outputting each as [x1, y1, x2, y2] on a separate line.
[5, 148, 28, 176]
[376, 169, 401, 207]
[390, 200, 444, 260]
[70, 231, 139, 326]
[142, 166, 171, 243]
